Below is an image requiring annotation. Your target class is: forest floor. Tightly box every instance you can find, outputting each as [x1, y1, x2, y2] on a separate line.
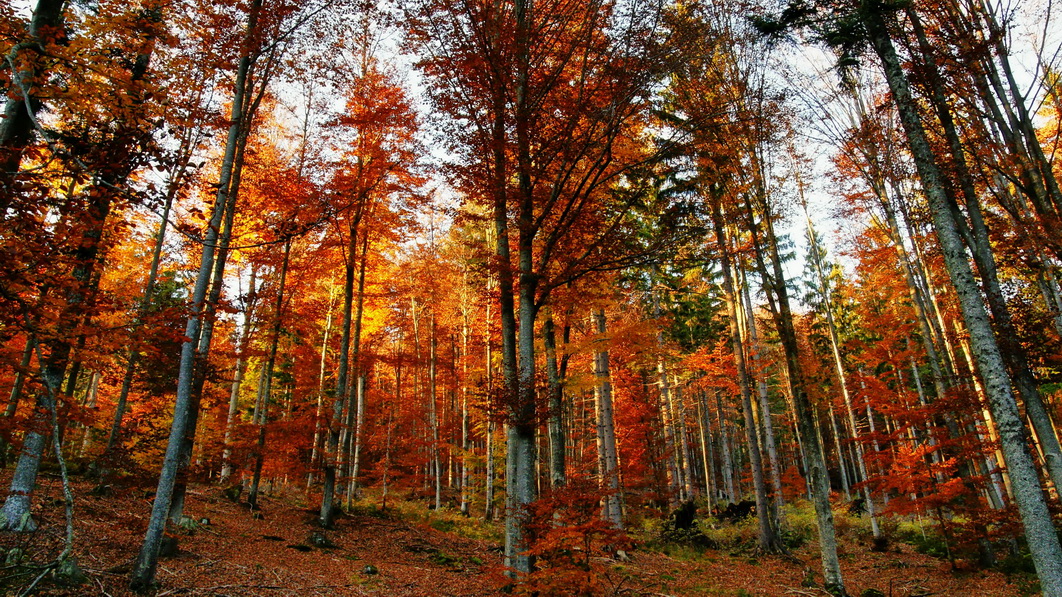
[0, 472, 1036, 596]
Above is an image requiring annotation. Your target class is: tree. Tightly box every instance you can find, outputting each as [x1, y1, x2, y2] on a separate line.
[409, 0, 676, 576]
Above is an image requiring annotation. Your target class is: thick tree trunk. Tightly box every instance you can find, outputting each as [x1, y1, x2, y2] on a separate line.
[865, 12, 1062, 592]
[906, 7, 1062, 494]
[0, 0, 67, 209]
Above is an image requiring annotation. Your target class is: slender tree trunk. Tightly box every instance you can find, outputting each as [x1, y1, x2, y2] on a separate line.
[802, 206, 879, 537]
[592, 309, 622, 528]
[696, 390, 716, 508]
[343, 231, 371, 505]
[460, 310, 471, 514]
[740, 267, 785, 512]
[484, 280, 496, 522]
[544, 313, 566, 488]
[106, 139, 185, 459]
[308, 282, 336, 487]
[712, 200, 778, 549]
[652, 287, 682, 505]
[348, 376, 366, 503]
[221, 268, 258, 484]
[249, 239, 290, 509]
[429, 311, 441, 510]
[744, 190, 845, 593]
[672, 380, 694, 501]
[0, 336, 35, 467]
[169, 124, 248, 525]
[1, 192, 111, 533]
[77, 372, 100, 457]
[129, 4, 262, 584]
[715, 391, 736, 502]
[321, 227, 358, 528]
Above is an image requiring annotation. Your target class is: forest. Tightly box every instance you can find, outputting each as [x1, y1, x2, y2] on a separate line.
[0, 0, 1061, 594]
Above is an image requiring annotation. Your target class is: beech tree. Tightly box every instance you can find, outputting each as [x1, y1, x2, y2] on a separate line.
[408, 0, 677, 576]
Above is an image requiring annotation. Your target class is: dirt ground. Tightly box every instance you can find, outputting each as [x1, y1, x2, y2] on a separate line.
[0, 474, 1034, 596]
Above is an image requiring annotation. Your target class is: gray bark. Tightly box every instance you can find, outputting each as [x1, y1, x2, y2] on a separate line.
[307, 282, 336, 487]
[592, 309, 622, 528]
[544, 314, 566, 488]
[802, 209, 880, 538]
[744, 190, 845, 593]
[865, 11, 1062, 592]
[429, 311, 441, 510]
[129, 2, 261, 587]
[906, 7, 1062, 495]
[221, 267, 258, 484]
[249, 239, 290, 509]
[739, 268, 785, 512]
[715, 391, 736, 502]
[713, 202, 779, 549]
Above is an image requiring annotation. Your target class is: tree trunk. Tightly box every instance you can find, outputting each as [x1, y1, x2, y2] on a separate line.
[739, 267, 785, 512]
[0, 336, 35, 467]
[906, 7, 1062, 494]
[544, 313, 566, 488]
[130, 2, 261, 586]
[592, 309, 622, 528]
[865, 11, 1062, 591]
[712, 200, 778, 550]
[715, 391, 736, 503]
[0, 0, 66, 209]
[106, 132, 186, 459]
[221, 267, 258, 484]
[802, 207, 879, 537]
[321, 227, 358, 528]
[429, 310, 441, 510]
[307, 282, 336, 487]
[744, 191, 845, 593]
[342, 231, 371, 505]
[249, 239, 290, 509]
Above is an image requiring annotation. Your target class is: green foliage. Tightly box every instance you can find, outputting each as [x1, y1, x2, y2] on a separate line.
[429, 518, 456, 533]
[895, 523, 950, 559]
[997, 550, 1036, 576]
[344, 492, 502, 542]
[428, 550, 461, 569]
[699, 516, 760, 551]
